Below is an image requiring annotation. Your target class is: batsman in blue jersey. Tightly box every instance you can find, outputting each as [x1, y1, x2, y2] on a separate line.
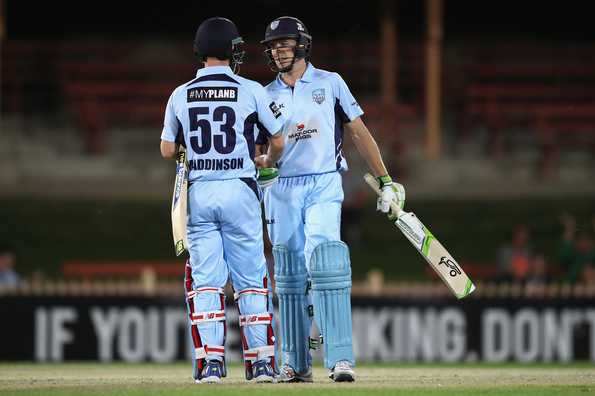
[257, 17, 406, 382]
[160, 17, 284, 384]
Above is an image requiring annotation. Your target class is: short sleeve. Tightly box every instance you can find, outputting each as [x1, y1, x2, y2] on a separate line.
[333, 73, 364, 122]
[160, 89, 182, 142]
[254, 84, 283, 137]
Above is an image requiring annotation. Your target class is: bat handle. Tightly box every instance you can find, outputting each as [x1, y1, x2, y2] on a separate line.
[363, 173, 403, 218]
[390, 201, 403, 217]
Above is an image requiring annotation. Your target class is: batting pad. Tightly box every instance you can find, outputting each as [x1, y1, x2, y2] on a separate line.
[190, 288, 226, 362]
[310, 241, 355, 369]
[273, 245, 312, 373]
[235, 288, 270, 359]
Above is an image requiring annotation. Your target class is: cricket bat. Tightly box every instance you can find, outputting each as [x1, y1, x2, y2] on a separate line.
[364, 173, 475, 299]
[171, 146, 189, 256]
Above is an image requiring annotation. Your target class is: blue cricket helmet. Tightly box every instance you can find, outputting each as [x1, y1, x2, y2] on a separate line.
[193, 17, 245, 72]
[261, 16, 312, 72]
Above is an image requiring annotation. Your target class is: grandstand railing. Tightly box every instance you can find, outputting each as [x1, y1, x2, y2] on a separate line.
[2, 278, 594, 299]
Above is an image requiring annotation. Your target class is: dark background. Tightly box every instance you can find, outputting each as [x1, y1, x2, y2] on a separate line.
[7, 1, 595, 42]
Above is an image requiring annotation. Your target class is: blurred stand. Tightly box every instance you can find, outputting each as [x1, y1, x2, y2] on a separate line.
[2, 37, 595, 199]
[0, 245, 19, 286]
[558, 212, 595, 283]
[495, 224, 534, 283]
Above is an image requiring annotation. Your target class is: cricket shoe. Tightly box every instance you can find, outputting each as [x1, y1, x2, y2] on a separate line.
[252, 360, 276, 383]
[277, 364, 313, 383]
[329, 360, 355, 382]
[200, 360, 223, 384]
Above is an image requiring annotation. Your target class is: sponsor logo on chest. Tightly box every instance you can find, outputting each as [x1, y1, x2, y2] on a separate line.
[288, 122, 319, 141]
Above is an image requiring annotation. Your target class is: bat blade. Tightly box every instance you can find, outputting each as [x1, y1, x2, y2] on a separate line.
[396, 211, 476, 299]
[171, 147, 189, 256]
[363, 173, 475, 299]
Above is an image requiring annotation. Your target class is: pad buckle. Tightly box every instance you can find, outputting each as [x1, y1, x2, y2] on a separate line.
[308, 335, 323, 350]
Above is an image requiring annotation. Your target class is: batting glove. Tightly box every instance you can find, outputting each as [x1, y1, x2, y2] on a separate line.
[376, 175, 406, 220]
[258, 167, 279, 189]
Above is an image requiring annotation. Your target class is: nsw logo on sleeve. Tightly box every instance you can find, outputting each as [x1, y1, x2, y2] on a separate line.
[269, 101, 282, 118]
[187, 87, 238, 102]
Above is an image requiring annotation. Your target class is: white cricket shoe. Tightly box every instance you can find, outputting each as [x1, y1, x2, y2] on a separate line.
[329, 360, 355, 382]
[277, 364, 313, 383]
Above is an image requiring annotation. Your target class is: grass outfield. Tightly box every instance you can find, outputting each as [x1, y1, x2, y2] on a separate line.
[0, 363, 593, 396]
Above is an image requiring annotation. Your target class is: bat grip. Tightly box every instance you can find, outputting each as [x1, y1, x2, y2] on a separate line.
[363, 173, 403, 217]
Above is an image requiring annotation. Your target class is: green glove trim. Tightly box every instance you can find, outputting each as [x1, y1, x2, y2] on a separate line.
[258, 167, 279, 181]
[377, 174, 392, 188]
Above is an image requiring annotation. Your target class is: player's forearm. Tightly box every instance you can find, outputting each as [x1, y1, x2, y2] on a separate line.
[266, 133, 284, 165]
[255, 144, 266, 157]
[348, 121, 389, 177]
[160, 140, 178, 159]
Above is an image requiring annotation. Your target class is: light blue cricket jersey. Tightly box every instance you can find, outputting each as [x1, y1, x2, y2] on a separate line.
[259, 63, 364, 177]
[161, 66, 283, 182]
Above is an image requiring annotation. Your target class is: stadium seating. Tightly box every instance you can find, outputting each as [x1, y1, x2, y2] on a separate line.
[3, 39, 595, 174]
[61, 260, 182, 279]
[462, 63, 595, 176]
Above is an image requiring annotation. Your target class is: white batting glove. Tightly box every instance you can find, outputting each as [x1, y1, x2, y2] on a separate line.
[376, 175, 406, 220]
[257, 167, 279, 189]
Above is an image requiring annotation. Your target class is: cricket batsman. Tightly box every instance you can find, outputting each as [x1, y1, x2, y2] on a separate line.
[257, 16, 405, 382]
[160, 17, 284, 383]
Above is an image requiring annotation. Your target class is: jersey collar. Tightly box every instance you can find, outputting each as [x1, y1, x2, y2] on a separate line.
[275, 62, 316, 88]
[300, 62, 315, 83]
[196, 65, 233, 77]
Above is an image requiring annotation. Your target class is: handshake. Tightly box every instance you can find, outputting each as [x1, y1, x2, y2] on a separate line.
[257, 167, 279, 189]
[255, 154, 279, 189]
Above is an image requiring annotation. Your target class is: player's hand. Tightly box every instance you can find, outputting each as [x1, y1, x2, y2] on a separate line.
[255, 154, 277, 168]
[376, 175, 405, 220]
[258, 167, 279, 189]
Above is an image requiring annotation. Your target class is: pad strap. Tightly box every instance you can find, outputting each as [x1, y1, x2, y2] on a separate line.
[243, 345, 276, 362]
[187, 287, 225, 299]
[195, 345, 225, 360]
[239, 312, 272, 326]
[191, 310, 226, 324]
[234, 288, 268, 301]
